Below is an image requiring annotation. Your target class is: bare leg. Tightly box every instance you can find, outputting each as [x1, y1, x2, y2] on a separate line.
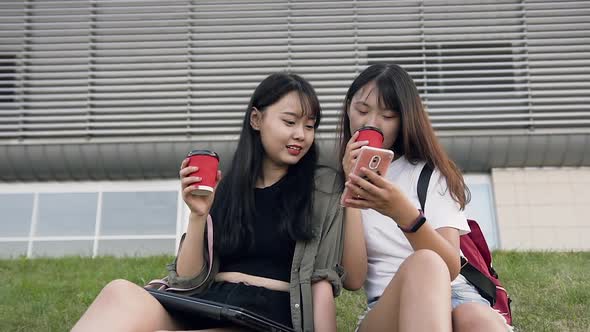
[156, 329, 250, 332]
[358, 249, 453, 332]
[156, 329, 249, 332]
[72, 279, 183, 332]
[452, 302, 511, 332]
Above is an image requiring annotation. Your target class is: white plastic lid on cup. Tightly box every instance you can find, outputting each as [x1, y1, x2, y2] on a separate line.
[186, 149, 219, 160]
[191, 185, 214, 196]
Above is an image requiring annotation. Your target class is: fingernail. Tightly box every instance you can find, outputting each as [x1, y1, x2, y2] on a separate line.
[195, 177, 201, 181]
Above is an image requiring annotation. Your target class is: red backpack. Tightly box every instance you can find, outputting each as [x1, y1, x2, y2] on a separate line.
[418, 164, 513, 326]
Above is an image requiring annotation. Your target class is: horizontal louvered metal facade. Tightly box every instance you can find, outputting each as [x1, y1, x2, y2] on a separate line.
[1, 0, 589, 180]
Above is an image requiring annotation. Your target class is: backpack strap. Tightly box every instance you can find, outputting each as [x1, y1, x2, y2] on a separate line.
[417, 163, 434, 211]
[416, 163, 497, 306]
[460, 256, 497, 305]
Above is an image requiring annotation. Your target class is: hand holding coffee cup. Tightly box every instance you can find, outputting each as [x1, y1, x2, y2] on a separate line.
[186, 150, 220, 196]
[355, 126, 384, 148]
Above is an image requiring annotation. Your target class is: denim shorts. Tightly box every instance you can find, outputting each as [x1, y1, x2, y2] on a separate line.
[450, 279, 490, 309]
[356, 281, 511, 331]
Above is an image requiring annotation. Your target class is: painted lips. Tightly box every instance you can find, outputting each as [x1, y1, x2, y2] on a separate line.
[287, 145, 302, 156]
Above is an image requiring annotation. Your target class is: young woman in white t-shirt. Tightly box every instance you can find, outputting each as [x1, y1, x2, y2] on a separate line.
[339, 63, 511, 331]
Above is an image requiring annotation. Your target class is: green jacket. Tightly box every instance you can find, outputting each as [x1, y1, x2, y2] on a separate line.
[166, 166, 345, 332]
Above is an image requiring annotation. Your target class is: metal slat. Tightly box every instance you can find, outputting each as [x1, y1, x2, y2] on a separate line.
[0, 112, 246, 122]
[0, 119, 244, 131]
[431, 112, 590, 122]
[25, 56, 189, 65]
[0, 127, 243, 138]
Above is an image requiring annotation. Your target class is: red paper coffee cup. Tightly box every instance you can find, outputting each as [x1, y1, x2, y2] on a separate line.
[187, 150, 219, 196]
[356, 126, 384, 148]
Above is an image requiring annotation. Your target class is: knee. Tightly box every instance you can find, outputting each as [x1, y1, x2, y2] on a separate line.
[403, 249, 450, 281]
[453, 303, 492, 331]
[99, 279, 143, 303]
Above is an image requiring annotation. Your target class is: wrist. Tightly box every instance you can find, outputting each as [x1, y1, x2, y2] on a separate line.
[189, 211, 208, 223]
[388, 198, 419, 225]
[398, 210, 427, 233]
[397, 207, 420, 226]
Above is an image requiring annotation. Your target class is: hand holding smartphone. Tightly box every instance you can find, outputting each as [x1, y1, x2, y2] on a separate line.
[341, 146, 394, 207]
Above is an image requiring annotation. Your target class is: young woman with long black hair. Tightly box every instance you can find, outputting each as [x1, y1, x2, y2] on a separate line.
[73, 72, 344, 332]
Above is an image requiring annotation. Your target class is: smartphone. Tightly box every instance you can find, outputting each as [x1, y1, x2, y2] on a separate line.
[341, 146, 394, 207]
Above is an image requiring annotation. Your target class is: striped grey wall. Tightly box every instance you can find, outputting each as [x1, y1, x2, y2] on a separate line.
[1, 0, 589, 179]
[2, 0, 589, 138]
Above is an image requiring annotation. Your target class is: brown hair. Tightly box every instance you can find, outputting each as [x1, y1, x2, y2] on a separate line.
[338, 63, 470, 208]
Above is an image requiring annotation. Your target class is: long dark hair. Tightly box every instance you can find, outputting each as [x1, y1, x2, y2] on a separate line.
[211, 72, 321, 257]
[337, 63, 470, 208]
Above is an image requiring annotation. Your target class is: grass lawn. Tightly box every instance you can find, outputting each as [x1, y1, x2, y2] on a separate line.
[1, 251, 589, 331]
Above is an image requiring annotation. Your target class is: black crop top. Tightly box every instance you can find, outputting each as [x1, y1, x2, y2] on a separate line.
[217, 177, 296, 282]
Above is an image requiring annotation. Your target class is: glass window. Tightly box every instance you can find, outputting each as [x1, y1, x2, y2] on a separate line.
[465, 182, 499, 250]
[97, 239, 175, 257]
[100, 191, 177, 236]
[35, 193, 98, 236]
[0, 242, 28, 258]
[31, 240, 93, 258]
[0, 193, 34, 236]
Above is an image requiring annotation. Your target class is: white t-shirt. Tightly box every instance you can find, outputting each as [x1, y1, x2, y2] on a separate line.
[362, 156, 471, 302]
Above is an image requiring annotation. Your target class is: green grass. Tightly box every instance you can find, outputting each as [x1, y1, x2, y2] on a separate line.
[1, 252, 589, 331]
[492, 252, 590, 331]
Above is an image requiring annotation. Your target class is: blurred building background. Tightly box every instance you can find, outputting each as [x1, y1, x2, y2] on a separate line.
[1, 0, 589, 258]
